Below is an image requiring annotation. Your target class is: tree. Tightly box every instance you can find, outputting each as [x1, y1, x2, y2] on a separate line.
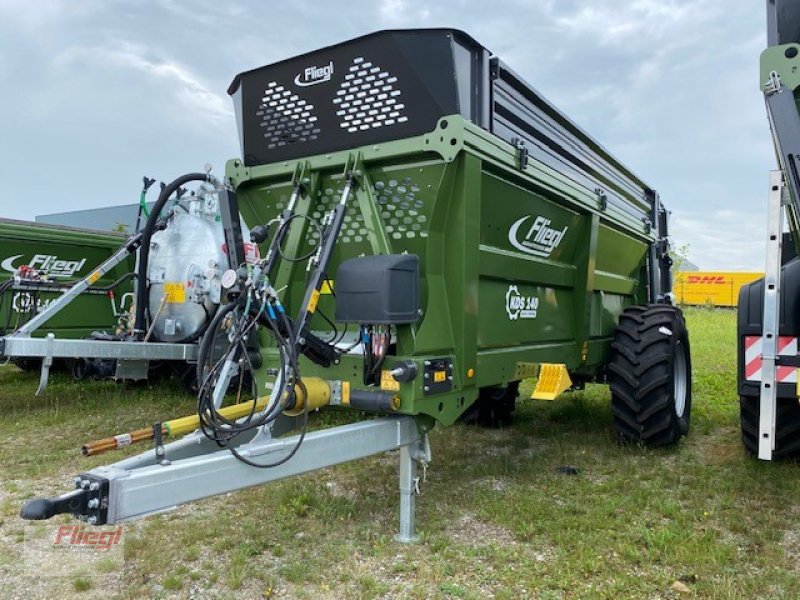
[670, 242, 690, 273]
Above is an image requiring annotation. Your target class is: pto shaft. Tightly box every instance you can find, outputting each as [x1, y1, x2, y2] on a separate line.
[81, 377, 335, 456]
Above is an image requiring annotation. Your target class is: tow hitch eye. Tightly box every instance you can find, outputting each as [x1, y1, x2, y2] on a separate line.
[21, 474, 109, 524]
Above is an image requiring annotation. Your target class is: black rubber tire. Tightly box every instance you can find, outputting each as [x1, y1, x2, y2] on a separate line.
[11, 357, 41, 372]
[71, 358, 91, 381]
[460, 381, 520, 427]
[608, 304, 692, 446]
[740, 394, 800, 458]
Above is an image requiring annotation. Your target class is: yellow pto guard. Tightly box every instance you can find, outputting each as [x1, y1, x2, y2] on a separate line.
[531, 364, 572, 401]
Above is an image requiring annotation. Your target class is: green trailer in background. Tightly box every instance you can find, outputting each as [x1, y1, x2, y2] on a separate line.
[22, 29, 692, 540]
[0, 178, 246, 389]
[0, 218, 134, 348]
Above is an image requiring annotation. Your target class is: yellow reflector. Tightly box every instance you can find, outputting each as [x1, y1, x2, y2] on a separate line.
[341, 381, 351, 405]
[307, 289, 321, 313]
[531, 363, 572, 401]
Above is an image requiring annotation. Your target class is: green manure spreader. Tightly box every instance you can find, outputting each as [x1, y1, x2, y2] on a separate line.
[22, 29, 691, 540]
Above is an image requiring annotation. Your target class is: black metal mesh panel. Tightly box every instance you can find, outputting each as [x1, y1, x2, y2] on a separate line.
[333, 57, 407, 133]
[229, 30, 475, 166]
[257, 81, 320, 150]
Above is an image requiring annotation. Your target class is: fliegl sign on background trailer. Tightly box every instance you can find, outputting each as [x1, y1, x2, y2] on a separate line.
[0, 218, 135, 339]
[1, 253, 87, 280]
[674, 271, 762, 307]
[1, 253, 89, 316]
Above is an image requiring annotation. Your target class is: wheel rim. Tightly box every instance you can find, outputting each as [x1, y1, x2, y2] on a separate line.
[673, 342, 688, 418]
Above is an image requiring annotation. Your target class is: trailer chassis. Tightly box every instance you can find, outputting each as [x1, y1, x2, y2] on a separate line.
[22, 399, 431, 542]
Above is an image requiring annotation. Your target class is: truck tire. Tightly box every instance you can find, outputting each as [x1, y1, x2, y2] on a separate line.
[608, 305, 691, 446]
[740, 394, 800, 458]
[11, 357, 41, 372]
[460, 381, 519, 427]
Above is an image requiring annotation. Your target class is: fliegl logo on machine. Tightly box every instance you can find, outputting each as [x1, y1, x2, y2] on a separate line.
[294, 61, 334, 87]
[505, 285, 539, 320]
[508, 215, 568, 258]
[1, 254, 87, 278]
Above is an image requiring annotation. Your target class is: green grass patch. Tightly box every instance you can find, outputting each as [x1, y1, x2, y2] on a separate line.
[72, 575, 92, 592]
[161, 573, 182, 591]
[2, 308, 800, 598]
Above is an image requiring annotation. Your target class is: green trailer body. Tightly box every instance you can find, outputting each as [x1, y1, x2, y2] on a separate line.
[0, 218, 134, 340]
[227, 29, 673, 428]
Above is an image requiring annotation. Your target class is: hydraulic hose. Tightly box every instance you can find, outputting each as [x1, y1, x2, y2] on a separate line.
[133, 172, 212, 335]
[134, 176, 156, 233]
[196, 301, 238, 387]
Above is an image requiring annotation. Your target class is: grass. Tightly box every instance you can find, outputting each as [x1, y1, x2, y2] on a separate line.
[72, 575, 91, 592]
[1, 308, 799, 598]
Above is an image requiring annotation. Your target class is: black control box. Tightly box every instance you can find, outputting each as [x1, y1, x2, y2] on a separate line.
[334, 254, 419, 324]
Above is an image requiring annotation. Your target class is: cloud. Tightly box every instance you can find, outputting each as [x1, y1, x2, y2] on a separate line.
[379, 0, 430, 25]
[0, 0, 108, 39]
[555, 0, 702, 47]
[54, 42, 232, 128]
[672, 209, 766, 271]
[0, 0, 778, 273]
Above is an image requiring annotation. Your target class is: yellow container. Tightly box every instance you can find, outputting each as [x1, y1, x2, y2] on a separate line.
[674, 271, 762, 307]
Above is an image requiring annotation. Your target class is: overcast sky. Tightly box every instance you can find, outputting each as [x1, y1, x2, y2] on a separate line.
[0, 0, 773, 269]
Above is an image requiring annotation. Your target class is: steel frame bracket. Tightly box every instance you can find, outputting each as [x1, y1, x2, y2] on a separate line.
[66, 416, 429, 542]
[1, 335, 198, 395]
[35, 333, 55, 395]
[758, 170, 786, 460]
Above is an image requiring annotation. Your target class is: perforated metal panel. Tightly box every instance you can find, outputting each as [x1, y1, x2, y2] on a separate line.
[304, 176, 428, 247]
[334, 57, 408, 133]
[257, 82, 320, 150]
[373, 177, 427, 241]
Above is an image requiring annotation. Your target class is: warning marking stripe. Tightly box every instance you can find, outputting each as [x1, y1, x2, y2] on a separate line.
[744, 335, 799, 383]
